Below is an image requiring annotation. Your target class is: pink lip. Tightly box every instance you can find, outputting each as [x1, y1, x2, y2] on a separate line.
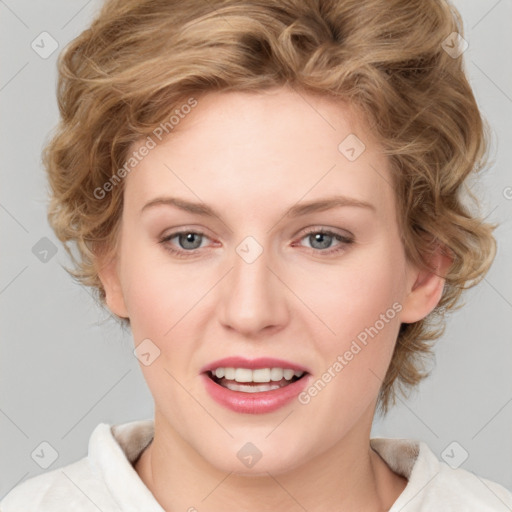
[200, 357, 312, 414]
[200, 356, 311, 374]
[201, 372, 312, 414]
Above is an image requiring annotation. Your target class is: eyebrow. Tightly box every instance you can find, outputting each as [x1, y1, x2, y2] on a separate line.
[140, 195, 376, 219]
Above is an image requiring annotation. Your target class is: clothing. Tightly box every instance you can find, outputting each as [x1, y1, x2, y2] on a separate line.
[1, 418, 511, 511]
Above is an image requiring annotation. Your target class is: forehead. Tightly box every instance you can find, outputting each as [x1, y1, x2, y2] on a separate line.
[123, 88, 395, 219]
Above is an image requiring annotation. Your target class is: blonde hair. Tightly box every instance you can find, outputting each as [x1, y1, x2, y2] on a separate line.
[44, 0, 497, 415]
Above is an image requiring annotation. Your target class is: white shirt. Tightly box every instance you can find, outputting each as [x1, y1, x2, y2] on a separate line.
[2, 418, 512, 511]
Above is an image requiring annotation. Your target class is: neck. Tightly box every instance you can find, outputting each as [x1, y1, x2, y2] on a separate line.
[134, 406, 407, 512]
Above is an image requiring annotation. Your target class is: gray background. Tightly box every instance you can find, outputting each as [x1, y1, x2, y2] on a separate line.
[1, 0, 511, 500]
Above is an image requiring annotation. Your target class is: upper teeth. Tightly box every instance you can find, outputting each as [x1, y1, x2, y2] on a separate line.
[212, 367, 304, 383]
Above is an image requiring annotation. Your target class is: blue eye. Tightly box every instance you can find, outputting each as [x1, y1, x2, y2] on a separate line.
[169, 232, 204, 250]
[159, 231, 208, 258]
[159, 227, 354, 258]
[296, 228, 354, 255]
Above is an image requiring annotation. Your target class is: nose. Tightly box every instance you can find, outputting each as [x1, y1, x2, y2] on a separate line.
[217, 240, 290, 337]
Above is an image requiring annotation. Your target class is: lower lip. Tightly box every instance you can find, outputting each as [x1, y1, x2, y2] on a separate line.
[201, 373, 311, 414]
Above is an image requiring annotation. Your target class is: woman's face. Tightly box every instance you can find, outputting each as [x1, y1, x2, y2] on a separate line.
[101, 87, 428, 475]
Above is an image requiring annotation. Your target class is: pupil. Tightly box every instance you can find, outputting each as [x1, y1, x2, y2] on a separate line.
[311, 233, 331, 249]
[181, 232, 201, 249]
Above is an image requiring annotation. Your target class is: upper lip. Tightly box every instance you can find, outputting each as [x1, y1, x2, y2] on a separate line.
[200, 356, 311, 374]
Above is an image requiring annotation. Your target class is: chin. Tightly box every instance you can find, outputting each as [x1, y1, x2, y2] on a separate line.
[198, 436, 311, 477]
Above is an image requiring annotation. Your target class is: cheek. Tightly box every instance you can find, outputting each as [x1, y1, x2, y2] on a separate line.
[325, 245, 405, 391]
[120, 241, 203, 339]
[119, 243, 210, 387]
[298, 241, 406, 413]
[123, 273, 176, 340]
[307, 241, 406, 346]
[120, 255, 203, 418]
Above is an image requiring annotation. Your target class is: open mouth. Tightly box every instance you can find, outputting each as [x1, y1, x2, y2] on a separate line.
[207, 369, 308, 394]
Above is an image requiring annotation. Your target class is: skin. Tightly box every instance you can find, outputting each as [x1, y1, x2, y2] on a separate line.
[98, 87, 450, 512]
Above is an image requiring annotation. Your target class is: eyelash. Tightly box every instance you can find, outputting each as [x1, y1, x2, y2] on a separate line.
[158, 227, 354, 259]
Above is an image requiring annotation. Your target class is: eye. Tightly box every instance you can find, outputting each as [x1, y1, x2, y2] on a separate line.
[158, 227, 354, 258]
[159, 230, 211, 258]
[294, 227, 354, 255]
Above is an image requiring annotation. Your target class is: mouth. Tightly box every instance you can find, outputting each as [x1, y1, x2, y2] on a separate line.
[205, 367, 308, 394]
[200, 358, 312, 413]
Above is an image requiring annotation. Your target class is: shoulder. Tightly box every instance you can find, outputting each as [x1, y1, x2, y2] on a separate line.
[0, 419, 157, 512]
[371, 437, 512, 511]
[0, 422, 123, 512]
[0, 456, 118, 512]
[422, 458, 512, 511]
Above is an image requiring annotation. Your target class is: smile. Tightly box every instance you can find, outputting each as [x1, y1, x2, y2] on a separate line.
[202, 370, 310, 414]
[208, 367, 305, 393]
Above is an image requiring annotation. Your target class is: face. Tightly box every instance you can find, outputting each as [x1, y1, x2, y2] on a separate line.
[100, 87, 442, 475]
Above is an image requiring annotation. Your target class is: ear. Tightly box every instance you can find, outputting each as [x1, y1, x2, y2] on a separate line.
[400, 242, 453, 324]
[96, 253, 129, 319]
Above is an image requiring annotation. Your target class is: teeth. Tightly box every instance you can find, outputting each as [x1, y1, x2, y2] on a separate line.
[210, 367, 305, 383]
[283, 369, 295, 380]
[235, 368, 254, 382]
[223, 382, 283, 393]
[269, 368, 283, 381]
[253, 368, 270, 382]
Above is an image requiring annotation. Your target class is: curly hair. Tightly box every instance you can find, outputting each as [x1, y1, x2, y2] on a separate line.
[43, 0, 497, 416]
